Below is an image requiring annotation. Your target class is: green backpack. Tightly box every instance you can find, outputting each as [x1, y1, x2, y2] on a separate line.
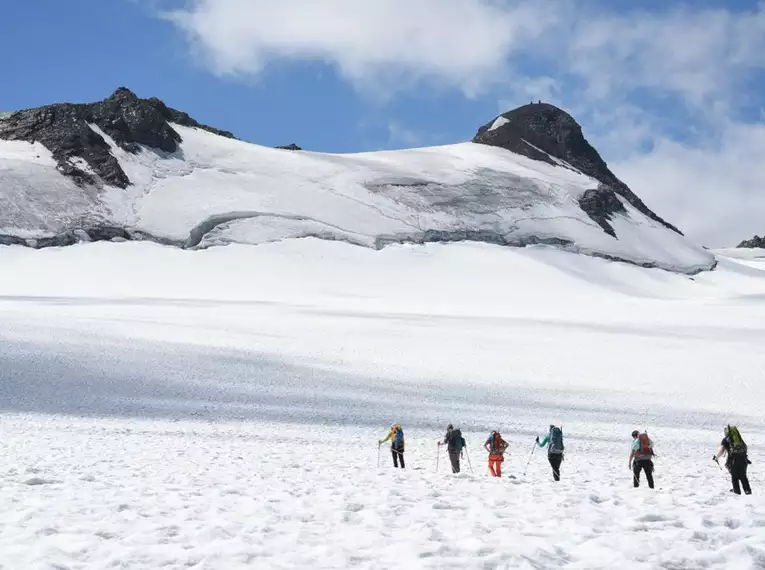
[728, 425, 748, 455]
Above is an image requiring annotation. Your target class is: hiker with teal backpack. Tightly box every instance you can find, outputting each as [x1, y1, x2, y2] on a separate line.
[536, 425, 564, 481]
[714, 425, 752, 495]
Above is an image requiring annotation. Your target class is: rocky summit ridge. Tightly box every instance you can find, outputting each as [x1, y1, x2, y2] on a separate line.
[473, 103, 680, 237]
[0, 87, 235, 189]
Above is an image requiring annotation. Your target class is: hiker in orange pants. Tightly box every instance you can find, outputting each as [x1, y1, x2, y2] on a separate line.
[484, 431, 508, 477]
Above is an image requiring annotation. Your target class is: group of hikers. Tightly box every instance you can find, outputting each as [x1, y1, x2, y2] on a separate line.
[378, 423, 754, 495]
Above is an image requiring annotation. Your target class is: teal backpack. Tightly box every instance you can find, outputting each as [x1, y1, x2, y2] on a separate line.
[549, 426, 564, 454]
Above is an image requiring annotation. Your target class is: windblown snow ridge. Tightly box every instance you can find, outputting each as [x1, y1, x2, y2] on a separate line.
[0, 88, 716, 274]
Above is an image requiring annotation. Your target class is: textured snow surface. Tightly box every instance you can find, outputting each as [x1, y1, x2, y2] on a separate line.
[0, 123, 713, 272]
[0, 241, 763, 569]
[2, 415, 765, 570]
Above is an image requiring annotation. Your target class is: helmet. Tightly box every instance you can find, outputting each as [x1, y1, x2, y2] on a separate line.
[447, 424, 453, 430]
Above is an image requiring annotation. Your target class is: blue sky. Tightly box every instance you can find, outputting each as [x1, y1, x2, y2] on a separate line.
[0, 0, 501, 152]
[1, 0, 764, 244]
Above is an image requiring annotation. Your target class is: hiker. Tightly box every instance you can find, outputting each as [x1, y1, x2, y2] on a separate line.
[440, 424, 466, 473]
[628, 430, 655, 489]
[536, 425, 564, 481]
[483, 430, 508, 477]
[379, 424, 405, 469]
[714, 425, 752, 495]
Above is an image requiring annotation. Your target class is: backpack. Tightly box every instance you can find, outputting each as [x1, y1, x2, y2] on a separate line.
[490, 431, 507, 454]
[392, 425, 404, 448]
[451, 428, 465, 452]
[637, 433, 653, 458]
[549, 426, 564, 454]
[728, 425, 747, 455]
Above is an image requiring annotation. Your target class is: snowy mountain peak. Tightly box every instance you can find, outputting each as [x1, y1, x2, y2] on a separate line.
[473, 103, 680, 236]
[0, 91, 716, 274]
[0, 87, 235, 188]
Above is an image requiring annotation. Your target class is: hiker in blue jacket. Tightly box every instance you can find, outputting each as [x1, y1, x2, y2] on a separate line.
[536, 425, 564, 481]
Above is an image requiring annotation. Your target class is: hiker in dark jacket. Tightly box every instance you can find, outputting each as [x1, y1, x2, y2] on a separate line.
[628, 430, 655, 489]
[536, 424, 564, 481]
[714, 426, 752, 495]
[440, 424, 465, 473]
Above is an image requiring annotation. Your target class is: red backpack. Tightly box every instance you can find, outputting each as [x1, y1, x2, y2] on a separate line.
[491, 432, 507, 454]
[637, 433, 653, 457]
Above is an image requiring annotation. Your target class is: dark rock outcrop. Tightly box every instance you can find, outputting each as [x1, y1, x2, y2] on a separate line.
[578, 187, 626, 238]
[0, 226, 177, 249]
[276, 143, 302, 151]
[473, 103, 680, 235]
[738, 235, 765, 248]
[0, 87, 235, 188]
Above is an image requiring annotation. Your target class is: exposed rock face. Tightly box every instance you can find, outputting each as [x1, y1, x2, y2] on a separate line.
[738, 235, 765, 248]
[0, 226, 176, 249]
[473, 103, 680, 235]
[0, 87, 235, 188]
[276, 143, 302, 151]
[578, 187, 626, 238]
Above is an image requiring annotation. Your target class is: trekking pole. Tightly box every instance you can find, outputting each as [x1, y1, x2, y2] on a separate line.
[465, 446, 474, 474]
[713, 455, 722, 470]
[523, 441, 537, 476]
[436, 443, 440, 473]
[377, 442, 381, 468]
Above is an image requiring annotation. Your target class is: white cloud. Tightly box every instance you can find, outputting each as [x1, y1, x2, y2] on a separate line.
[386, 123, 425, 149]
[614, 121, 765, 247]
[166, 1, 765, 110]
[560, 5, 765, 115]
[165, 0, 556, 94]
[164, 0, 765, 245]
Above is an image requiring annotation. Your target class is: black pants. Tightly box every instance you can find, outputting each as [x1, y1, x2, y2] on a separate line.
[730, 455, 751, 495]
[633, 459, 654, 488]
[449, 450, 461, 473]
[548, 453, 563, 481]
[392, 448, 405, 468]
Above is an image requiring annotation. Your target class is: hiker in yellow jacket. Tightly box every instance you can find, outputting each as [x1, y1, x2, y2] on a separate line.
[379, 424, 405, 468]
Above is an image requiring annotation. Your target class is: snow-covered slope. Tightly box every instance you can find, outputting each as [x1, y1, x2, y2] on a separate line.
[1, 241, 764, 569]
[0, 122, 713, 273]
[0, 90, 714, 273]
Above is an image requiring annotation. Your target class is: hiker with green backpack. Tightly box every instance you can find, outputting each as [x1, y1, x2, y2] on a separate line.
[714, 425, 752, 495]
[536, 425, 564, 481]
